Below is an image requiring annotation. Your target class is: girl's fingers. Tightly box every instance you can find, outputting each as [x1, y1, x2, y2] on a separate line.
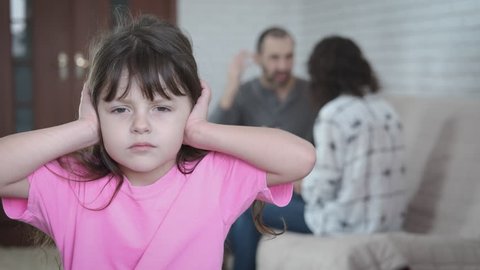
[187, 80, 212, 126]
[78, 83, 96, 122]
[199, 80, 212, 104]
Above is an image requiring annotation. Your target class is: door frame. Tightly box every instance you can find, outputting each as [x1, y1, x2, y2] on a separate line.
[0, 0, 14, 136]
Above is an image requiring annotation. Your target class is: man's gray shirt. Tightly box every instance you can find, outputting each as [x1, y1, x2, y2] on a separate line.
[210, 78, 317, 143]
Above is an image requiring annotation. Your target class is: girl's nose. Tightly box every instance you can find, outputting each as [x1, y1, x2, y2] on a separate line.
[131, 113, 151, 134]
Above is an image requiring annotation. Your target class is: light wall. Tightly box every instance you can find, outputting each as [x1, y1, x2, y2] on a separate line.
[299, 0, 480, 96]
[179, 0, 480, 105]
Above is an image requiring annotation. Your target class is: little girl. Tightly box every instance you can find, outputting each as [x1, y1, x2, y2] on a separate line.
[0, 14, 315, 270]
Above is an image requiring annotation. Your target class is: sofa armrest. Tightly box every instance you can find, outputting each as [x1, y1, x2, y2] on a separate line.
[388, 232, 480, 270]
[257, 232, 408, 270]
[0, 246, 60, 269]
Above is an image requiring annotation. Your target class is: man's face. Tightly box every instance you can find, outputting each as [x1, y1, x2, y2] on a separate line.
[256, 36, 294, 88]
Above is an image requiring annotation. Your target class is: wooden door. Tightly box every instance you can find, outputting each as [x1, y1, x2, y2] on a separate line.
[33, 0, 110, 129]
[0, 0, 14, 136]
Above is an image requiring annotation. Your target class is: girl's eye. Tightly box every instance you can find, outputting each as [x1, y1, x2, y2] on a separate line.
[111, 107, 128, 114]
[155, 106, 171, 112]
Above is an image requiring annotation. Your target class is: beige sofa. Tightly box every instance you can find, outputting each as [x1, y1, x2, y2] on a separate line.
[257, 94, 480, 270]
[0, 246, 60, 270]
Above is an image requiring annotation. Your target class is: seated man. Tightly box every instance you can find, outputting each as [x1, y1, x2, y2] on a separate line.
[210, 27, 317, 270]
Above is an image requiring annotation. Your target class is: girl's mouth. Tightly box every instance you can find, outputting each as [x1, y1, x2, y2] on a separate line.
[129, 143, 156, 151]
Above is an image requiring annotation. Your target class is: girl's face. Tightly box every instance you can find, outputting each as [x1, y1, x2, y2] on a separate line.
[97, 74, 192, 186]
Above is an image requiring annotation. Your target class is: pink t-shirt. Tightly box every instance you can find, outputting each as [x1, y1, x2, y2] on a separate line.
[2, 152, 292, 270]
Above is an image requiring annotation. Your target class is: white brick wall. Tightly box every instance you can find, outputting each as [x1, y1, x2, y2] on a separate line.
[299, 0, 480, 96]
[179, 0, 480, 102]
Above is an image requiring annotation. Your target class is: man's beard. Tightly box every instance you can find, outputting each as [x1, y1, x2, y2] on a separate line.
[265, 71, 292, 88]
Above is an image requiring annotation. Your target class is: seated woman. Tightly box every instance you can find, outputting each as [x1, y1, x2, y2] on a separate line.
[301, 35, 409, 235]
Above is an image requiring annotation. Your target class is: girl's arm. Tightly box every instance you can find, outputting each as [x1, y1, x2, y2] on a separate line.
[185, 82, 316, 186]
[0, 86, 99, 198]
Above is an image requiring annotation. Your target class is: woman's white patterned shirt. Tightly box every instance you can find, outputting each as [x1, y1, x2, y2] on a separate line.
[302, 94, 409, 235]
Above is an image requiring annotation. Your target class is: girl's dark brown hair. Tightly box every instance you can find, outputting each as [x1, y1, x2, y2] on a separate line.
[308, 36, 380, 110]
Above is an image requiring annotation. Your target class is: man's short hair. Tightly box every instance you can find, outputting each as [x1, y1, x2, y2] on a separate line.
[256, 27, 292, 53]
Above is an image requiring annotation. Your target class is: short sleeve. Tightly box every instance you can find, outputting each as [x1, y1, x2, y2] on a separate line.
[1, 196, 31, 222]
[256, 182, 293, 207]
[1, 161, 74, 236]
[205, 152, 293, 225]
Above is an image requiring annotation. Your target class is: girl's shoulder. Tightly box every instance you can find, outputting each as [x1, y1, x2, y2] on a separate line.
[30, 158, 117, 205]
[193, 151, 259, 176]
[32, 156, 112, 186]
[194, 151, 235, 169]
[43, 156, 92, 181]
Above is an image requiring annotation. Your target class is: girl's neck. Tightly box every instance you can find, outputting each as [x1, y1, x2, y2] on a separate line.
[121, 161, 176, 186]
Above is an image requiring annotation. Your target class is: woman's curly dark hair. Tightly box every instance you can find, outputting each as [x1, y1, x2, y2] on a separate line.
[308, 36, 380, 109]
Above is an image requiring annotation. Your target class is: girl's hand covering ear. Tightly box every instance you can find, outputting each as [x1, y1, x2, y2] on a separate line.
[184, 80, 211, 146]
[191, 80, 211, 120]
[78, 83, 99, 137]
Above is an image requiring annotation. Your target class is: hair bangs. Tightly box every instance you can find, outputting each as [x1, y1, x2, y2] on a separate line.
[99, 59, 126, 102]
[99, 44, 187, 103]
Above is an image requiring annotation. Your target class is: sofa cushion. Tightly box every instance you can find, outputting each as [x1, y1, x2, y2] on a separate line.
[0, 246, 60, 270]
[257, 232, 407, 270]
[257, 231, 480, 270]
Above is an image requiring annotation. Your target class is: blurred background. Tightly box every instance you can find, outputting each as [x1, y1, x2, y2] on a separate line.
[1, 0, 479, 246]
[180, 0, 480, 107]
